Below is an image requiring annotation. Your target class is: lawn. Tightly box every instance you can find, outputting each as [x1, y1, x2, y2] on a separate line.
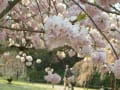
[0, 79, 97, 90]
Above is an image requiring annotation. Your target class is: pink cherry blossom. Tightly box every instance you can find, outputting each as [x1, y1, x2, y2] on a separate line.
[96, 0, 120, 9]
[44, 73, 61, 84]
[85, 4, 101, 16]
[93, 13, 110, 31]
[91, 51, 106, 64]
[31, 34, 45, 49]
[81, 45, 93, 56]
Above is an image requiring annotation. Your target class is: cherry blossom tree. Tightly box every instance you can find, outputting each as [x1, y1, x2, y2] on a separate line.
[0, 0, 120, 89]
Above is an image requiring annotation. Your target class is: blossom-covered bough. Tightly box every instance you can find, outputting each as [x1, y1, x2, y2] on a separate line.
[0, 0, 120, 89]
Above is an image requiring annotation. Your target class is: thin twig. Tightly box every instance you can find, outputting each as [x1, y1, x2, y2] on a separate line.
[82, 0, 120, 15]
[110, 5, 120, 13]
[89, 33, 96, 50]
[48, 0, 51, 16]
[52, 0, 58, 15]
[35, 0, 44, 25]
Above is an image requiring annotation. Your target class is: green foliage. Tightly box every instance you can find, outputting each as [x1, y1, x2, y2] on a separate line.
[87, 71, 120, 89]
[24, 49, 82, 83]
[87, 71, 101, 88]
[77, 12, 86, 21]
[101, 73, 111, 87]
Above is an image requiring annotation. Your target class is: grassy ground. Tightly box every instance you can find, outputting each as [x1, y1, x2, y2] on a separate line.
[0, 79, 97, 90]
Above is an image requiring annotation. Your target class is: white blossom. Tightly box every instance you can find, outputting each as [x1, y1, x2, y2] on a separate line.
[26, 61, 32, 66]
[16, 55, 21, 60]
[20, 57, 25, 62]
[26, 56, 33, 62]
[56, 51, 66, 59]
[36, 59, 42, 64]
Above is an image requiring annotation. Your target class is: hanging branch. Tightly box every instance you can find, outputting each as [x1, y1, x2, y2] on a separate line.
[0, 0, 21, 19]
[72, 0, 119, 60]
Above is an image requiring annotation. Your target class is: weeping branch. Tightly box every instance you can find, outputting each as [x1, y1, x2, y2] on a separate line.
[72, 0, 119, 60]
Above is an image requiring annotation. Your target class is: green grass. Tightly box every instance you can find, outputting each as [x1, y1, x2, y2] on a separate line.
[0, 79, 97, 90]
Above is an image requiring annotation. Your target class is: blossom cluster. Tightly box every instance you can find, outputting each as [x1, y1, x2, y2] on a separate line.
[16, 51, 42, 67]
[44, 15, 90, 52]
[44, 67, 61, 84]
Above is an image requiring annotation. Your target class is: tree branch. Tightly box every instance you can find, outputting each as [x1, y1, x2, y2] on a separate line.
[0, 0, 21, 19]
[35, 0, 44, 25]
[72, 0, 119, 59]
[52, 0, 58, 15]
[82, 0, 120, 15]
[0, 25, 45, 33]
[110, 5, 120, 13]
